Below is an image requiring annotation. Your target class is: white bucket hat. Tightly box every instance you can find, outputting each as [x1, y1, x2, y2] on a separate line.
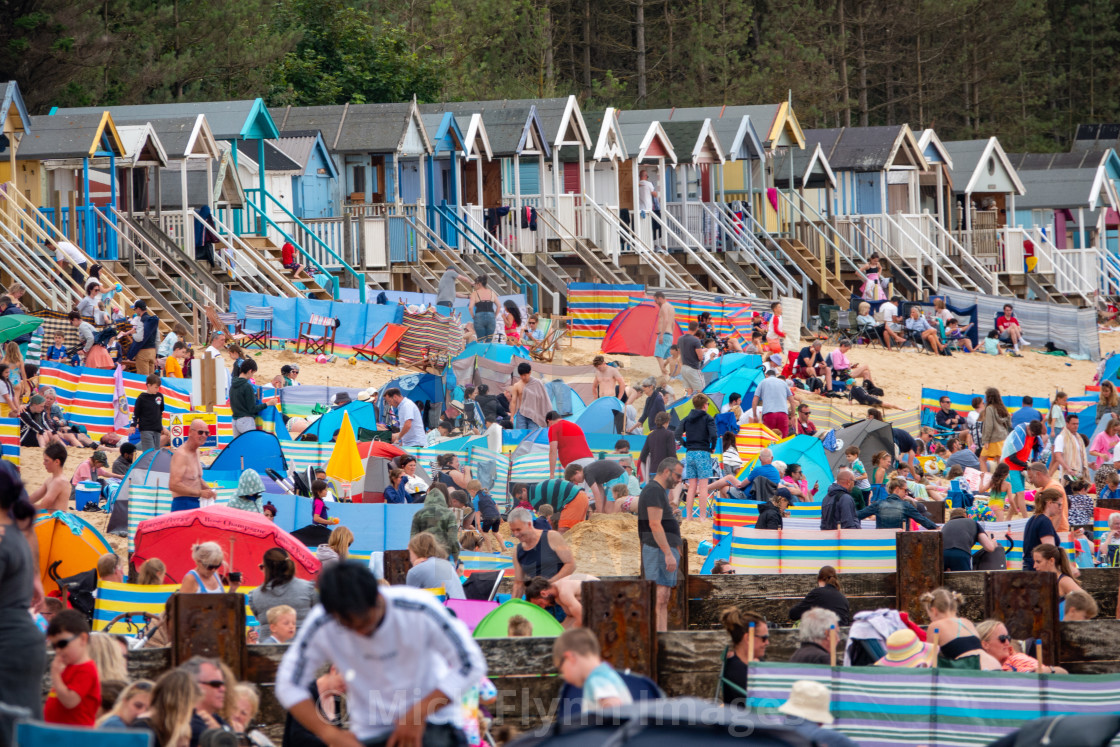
[777, 680, 835, 725]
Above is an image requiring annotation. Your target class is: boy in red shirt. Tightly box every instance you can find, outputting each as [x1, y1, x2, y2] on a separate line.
[44, 609, 101, 726]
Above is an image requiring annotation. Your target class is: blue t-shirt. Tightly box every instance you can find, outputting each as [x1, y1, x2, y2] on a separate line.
[1011, 406, 1042, 428]
[747, 464, 781, 485]
[582, 662, 633, 712]
[46, 345, 68, 361]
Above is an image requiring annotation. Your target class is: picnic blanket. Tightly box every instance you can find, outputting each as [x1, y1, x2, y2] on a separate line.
[743, 662, 1120, 747]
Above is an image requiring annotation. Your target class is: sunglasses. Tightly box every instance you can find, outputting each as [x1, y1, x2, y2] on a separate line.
[199, 680, 226, 689]
[996, 634, 1011, 643]
[205, 564, 222, 571]
[51, 636, 77, 651]
[753, 634, 770, 642]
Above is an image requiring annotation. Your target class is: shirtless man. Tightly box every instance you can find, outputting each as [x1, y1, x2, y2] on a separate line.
[653, 292, 676, 374]
[29, 442, 71, 514]
[169, 418, 216, 512]
[591, 355, 626, 402]
[525, 573, 599, 629]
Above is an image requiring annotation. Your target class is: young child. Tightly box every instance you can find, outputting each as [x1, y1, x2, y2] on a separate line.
[130, 374, 164, 453]
[701, 338, 720, 365]
[983, 329, 1002, 356]
[1049, 391, 1068, 436]
[552, 629, 633, 712]
[1100, 472, 1120, 503]
[945, 319, 974, 352]
[467, 479, 502, 553]
[845, 445, 872, 497]
[611, 482, 636, 514]
[163, 341, 188, 379]
[534, 503, 554, 530]
[507, 615, 533, 637]
[1066, 478, 1095, 529]
[45, 609, 101, 726]
[261, 605, 297, 645]
[46, 332, 69, 362]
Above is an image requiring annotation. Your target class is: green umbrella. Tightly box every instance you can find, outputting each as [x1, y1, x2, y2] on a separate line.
[0, 314, 43, 346]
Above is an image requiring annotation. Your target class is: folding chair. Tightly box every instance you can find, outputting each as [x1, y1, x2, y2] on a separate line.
[296, 314, 338, 355]
[240, 305, 274, 350]
[528, 322, 565, 363]
[205, 305, 245, 343]
[354, 322, 407, 362]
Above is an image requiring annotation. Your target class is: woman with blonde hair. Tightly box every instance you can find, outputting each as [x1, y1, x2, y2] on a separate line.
[133, 669, 200, 747]
[97, 679, 154, 728]
[977, 620, 1067, 673]
[229, 683, 260, 737]
[88, 632, 129, 682]
[179, 542, 225, 594]
[136, 557, 167, 585]
[316, 525, 354, 565]
[921, 587, 1000, 670]
[1096, 380, 1120, 424]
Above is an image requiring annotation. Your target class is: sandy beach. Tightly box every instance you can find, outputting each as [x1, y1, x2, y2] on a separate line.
[25, 330, 1120, 572]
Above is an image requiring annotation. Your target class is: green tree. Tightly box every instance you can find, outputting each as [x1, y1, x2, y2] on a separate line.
[268, 0, 444, 106]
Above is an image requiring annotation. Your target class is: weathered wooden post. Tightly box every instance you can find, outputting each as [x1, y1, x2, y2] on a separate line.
[669, 538, 689, 631]
[920, 500, 946, 524]
[382, 549, 411, 585]
[896, 530, 943, 625]
[582, 579, 657, 679]
[985, 571, 1059, 667]
[168, 592, 246, 677]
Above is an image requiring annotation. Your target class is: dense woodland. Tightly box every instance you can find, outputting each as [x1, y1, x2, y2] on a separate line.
[2, 0, 1118, 150]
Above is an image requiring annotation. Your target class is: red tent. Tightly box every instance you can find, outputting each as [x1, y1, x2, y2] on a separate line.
[132, 506, 321, 586]
[601, 302, 681, 357]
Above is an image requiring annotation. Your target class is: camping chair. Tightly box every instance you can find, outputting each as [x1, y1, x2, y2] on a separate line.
[354, 322, 407, 363]
[297, 314, 338, 355]
[240, 305, 274, 350]
[856, 316, 882, 348]
[528, 322, 565, 363]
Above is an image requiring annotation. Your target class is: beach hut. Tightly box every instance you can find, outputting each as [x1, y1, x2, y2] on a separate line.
[1010, 149, 1120, 251]
[419, 111, 466, 246]
[614, 112, 678, 249]
[15, 111, 127, 258]
[915, 129, 955, 226]
[267, 130, 341, 220]
[943, 137, 1026, 248]
[233, 139, 303, 228]
[0, 81, 31, 185]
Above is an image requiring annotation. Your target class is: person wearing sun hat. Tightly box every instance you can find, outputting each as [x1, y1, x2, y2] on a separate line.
[776, 680, 857, 747]
[875, 628, 934, 668]
[228, 468, 265, 513]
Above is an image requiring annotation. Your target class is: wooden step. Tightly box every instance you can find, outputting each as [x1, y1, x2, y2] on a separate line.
[778, 239, 850, 309]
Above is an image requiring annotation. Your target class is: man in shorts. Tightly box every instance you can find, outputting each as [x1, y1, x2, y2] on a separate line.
[677, 321, 704, 395]
[638, 457, 683, 632]
[169, 418, 217, 511]
[654, 292, 676, 374]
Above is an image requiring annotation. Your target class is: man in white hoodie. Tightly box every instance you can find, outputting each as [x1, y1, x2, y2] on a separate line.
[276, 562, 486, 747]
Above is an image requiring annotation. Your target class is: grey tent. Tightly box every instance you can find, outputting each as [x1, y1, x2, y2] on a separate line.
[826, 419, 894, 473]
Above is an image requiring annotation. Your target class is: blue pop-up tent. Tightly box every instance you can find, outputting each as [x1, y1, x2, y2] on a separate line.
[739, 435, 833, 495]
[303, 401, 379, 442]
[573, 397, 624, 434]
[704, 366, 764, 402]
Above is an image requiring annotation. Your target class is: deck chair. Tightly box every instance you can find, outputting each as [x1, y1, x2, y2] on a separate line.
[205, 305, 246, 343]
[461, 570, 503, 602]
[297, 314, 338, 355]
[354, 322, 407, 362]
[240, 305, 274, 350]
[528, 321, 565, 363]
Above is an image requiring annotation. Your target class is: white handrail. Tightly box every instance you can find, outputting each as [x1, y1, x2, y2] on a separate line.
[581, 195, 687, 290]
[205, 209, 305, 299]
[456, 208, 561, 314]
[916, 214, 999, 295]
[886, 214, 966, 293]
[651, 206, 753, 297]
[0, 217, 69, 309]
[704, 202, 799, 297]
[774, 191, 869, 284]
[1026, 228, 1093, 304]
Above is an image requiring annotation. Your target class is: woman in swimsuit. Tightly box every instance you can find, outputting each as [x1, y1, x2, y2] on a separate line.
[501, 301, 522, 343]
[922, 587, 1001, 670]
[468, 275, 499, 342]
[180, 541, 227, 594]
[1032, 544, 1081, 601]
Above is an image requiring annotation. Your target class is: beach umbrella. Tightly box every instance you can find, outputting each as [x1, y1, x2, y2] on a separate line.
[34, 511, 113, 588]
[326, 412, 365, 489]
[0, 314, 42, 345]
[827, 419, 894, 472]
[132, 505, 320, 586]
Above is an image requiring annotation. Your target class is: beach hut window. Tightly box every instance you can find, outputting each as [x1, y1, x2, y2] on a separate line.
[987, 156, 996, 176]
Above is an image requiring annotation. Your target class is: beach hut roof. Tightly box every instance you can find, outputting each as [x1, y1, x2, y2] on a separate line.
[1071, 123, 1120, 152]
[274, 101, 432, 156]
[771, 141, 837, 190]
[804, 124, 927, 173]
[419, 111, 466, 156]
[659, 119, 725, 165]
[113, 115, 220, 161]
[589, 108, 628, 163]
[943, 137, 1026, 196]
[1013, 164, 1119, 213]
[115, 123, 170, 167]
[238, 139, 303, 174]
[634, 103, 803, 150]
[0, 80, 31, 135]
[53, 99, 277, 141]
[17, 111, 126, 161]
[461, 112, 493, 162]
[269, 130, 340, 178]
[156, 147, 246, 208]
[420, 101, 550, 157]
[916, 129, 954, 169]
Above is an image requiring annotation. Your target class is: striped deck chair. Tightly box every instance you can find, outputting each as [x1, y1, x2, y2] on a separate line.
[527, 319, 565, 363]
[297, 314, 338, 355]
[240, 305, 274, 350]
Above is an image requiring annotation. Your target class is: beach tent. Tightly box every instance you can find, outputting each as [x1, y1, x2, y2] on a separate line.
[651, 395, 720, 434]
[573, 397, 624, 434]
[601, 302, 680, 357]
[34, 512, 114, 588]
[827, 419, 894, 473]
[133, 505, 321, 586]
[106, 447, 176, 536]
[303, 401, 379, 442]
[740, 435, 833, 495]
[472, 598, 565, 638]
[452, 341, 532, 364]
[704, 366, 764, 401]
[1100, 355, 1120, 385]
[702, 353, 762, 377]
[383, 372, 444, 405]
[207, 431, 287, 475]
[444, 599, 499, 632]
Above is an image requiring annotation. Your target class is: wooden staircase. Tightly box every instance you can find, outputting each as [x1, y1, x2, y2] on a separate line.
[659, 251, 707, 292]
[778, 238, 852, 309]
[722, 251, 768, 298]
[1025, 272, 1073, 305]
[238, 236, 333, 300]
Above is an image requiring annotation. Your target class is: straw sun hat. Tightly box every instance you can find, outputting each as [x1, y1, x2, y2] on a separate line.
[777, 680, 835, 725]
[875, 629, 933, 668]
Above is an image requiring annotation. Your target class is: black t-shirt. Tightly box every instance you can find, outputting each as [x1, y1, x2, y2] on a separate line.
[679, 334, 703, 370]
[641, 428, 678, 473]
[720, 653, 749, 706]
[1022, 514, 1056, 571]
[798, 346, 823, 368]
[637, 480, 680, 548]
[941, 517, 983, 553]
[583, 459, 625, 487]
